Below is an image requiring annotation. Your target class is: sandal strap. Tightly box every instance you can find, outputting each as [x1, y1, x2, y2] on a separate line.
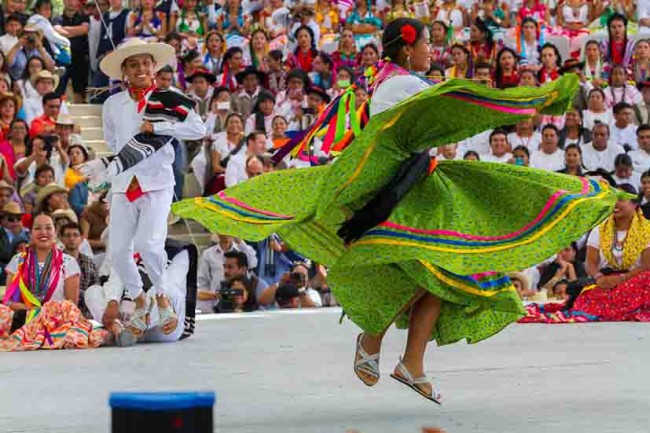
[354, 334, 380, 369]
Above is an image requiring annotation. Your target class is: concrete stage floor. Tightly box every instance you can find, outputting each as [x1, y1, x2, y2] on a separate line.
[1, 308, 649, 433]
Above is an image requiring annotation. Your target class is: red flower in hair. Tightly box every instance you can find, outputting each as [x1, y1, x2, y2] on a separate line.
[401, 24, 417, 45]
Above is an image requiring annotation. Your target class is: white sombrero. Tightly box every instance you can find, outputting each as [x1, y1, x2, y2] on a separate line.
[99, 38, 176, 80]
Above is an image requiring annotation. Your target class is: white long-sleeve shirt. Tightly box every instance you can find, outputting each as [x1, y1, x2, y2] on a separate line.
[102, 90, 206, 193]
[27, 14, 70, 50]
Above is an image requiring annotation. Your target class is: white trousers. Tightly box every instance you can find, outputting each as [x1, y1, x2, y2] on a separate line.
[85, 250, 189, 343]
[109, 187, 174, 299]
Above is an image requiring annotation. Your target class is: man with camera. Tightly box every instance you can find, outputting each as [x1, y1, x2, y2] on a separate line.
[224, 132, 267, 187]
[258, 262, 322, 309]
[6, 24, 55, 81]
[212, 251, 268, 313]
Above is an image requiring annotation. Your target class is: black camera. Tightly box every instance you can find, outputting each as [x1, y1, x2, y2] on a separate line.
[219, 281, 244, 302]
[42, 135, 58, 152]
[26, 34, 37, 43]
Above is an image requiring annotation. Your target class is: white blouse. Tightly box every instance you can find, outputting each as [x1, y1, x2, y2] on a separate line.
[6, 252, 80, 302]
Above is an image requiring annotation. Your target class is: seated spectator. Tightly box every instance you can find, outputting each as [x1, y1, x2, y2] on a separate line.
[15, 135, 67, 189]
[483, 129, 511, 163]
[537, 43, 561, 84]
[154, 64, 177, 91]
[356, 43, 380, 76]
[468, 19, 497, 65]
[59, 221, 98, 314]
[583, 88, 613, 130]
[126, 0, 166, 40]
[446, 43, 472, 79]
[600, 13, 635, 68]
[518, 68, 538, 86]
[537, 244, 586, 295]
[557, 143, 585, 176]
[437, 143, 462, 161]
[603, 64, 643, 109]
[631, 39, 650, 87]
[216, 46, 244, 92]
[582, 40, 607, 87]
[559, 107, 592, 148]
[53, 113, 77, 156]
[244, 28, 269, 72]
[556, 0, 591, 45]
[206, 112, 245, 194]
[309, 52, 334, 91]
[197, 234, 258, 313]
[515, 17, 542, 68]
[201, 31, 224, 75]
[204, 87, 231, 136]
[494, 47, 518, 89]
[507, 271, 535, 300]
[231, 66, 264, 120]
[0, 119, 27, 180]
[34, 182, 69, 215]
[285, 25, 318, 73]
[0, 201, 29, 279]
[27, 0, 71, 64]
[216, 0, 249, 37]
[612, 153, 641, 188]
[275, 68, 309, 124]
[530, 124, 564, 171]
[509, 145, 530, 167]
[15, 55, 45, 100]
[178, 50, 202, 91]
[611, 102, 638, 151]
[218, 250, 266, 312]
[245, 90, 276, 137]
[270, 115, 290, 149]
[6, 24, 55, 82]
[260, 262, 322, 308]
[582, 123, 625, 172]
[346, 1, 381, 50]
[28, 92, 63, 138]
[0, 14, 23, 55]
[23, 70, 61, 125]
[433, 0, 465, 30]
[186, 68, 216, 120]
[265, 49, 286, 95]
[0, 91, 19, 139]
[294, 85, 329, 132]
[21, 163, 53, 214]
[65, 144, 89, 217]
[331, 29, 357, 72]
[634, 78, 650, 126]
[473, 61, 493, 86]
[224, 132, 266, 187]
[630, 125, 650, 174]
[80, 192, 108, 254]
[508, 118, 542, 152]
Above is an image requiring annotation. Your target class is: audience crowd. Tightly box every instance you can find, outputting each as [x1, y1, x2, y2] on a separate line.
[1, 0, 650, 316]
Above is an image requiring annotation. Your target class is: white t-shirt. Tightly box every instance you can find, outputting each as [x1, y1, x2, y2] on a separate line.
[580, 142, 626, 172]
[629, 149, 650, 174]
[530, 149, 565, 171]
[611, 124, 638, 150]
[582, 109, 613, 131]
[6, 252, 81, 302]
[587, 227, 649, 270]
[612, 172, 641, 189]
[483, 153, 513, 164]
[459, 130, 493, 157]
[507, 132, 543, 152]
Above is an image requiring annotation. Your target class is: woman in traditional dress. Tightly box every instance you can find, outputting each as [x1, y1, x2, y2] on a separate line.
[285, 25, 318, 73]
[446, 43, 473, 79]
[538, 43, 561, 84]
[331, 29, 358, 71]
[522, 186, 650, 323]
[430, 21, 452, 69]
[494, 47, 519, 89]
[202, 31, 226, 75]
[516, 17, 543, 69]
[631, 39, 650, 87]
[174, 18, 623, 403]
[0, 214, 109, 351]
[582, 40, 607, 87]
[347, 0, 382, 50]
[600, 13, 636, 69]
[244, 28, 270, 72]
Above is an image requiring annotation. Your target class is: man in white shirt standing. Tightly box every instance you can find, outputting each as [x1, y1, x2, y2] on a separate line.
[96, 39, 205, 337]
[530, 124, 565, 171]
[483, 129, 512, 163]
[629, 125, 650, 174]
[611, 102, 638, 151]
[581, 123, 625, 172]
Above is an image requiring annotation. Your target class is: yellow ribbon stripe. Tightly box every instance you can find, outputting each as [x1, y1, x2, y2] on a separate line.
[353, 190, 609, 254]
[419, 261, 515, 297]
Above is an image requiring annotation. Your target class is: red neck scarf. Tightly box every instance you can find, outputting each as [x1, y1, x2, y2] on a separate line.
[128, 83, 156, 113]
[296, 49, 314, 72]
[612, 41, 625, 65]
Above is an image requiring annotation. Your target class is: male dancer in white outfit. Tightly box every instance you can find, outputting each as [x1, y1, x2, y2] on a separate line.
[92, 39, 205, 335]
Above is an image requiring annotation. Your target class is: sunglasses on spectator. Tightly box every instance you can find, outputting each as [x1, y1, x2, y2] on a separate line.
[3, 215, 21, 222]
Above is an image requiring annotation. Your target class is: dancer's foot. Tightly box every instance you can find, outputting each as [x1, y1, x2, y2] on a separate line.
[391, 358, 441, 404]
[354, 333, 382, 386]
[156, 294, 178, 335]
[126, 294, 151, 337]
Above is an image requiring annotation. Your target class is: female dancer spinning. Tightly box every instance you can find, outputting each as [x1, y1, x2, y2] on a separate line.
[174, 19, 625, 403]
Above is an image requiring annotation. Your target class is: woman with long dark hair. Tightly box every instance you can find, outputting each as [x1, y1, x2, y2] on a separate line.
[446, 43, 473, 78]
[175, 18, 622, 402]
[601, 13, 635, 68]
[559, 107, 592, 148]
[216, 46, 244, 92]
[285, 25, 318, 72]
[245, 91, 276, 136]
[494, 47, 519, 89]
[469, 18, 497, 65]
[538, 43, 561, 84]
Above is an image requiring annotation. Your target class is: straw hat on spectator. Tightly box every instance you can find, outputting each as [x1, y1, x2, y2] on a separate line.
[55, 113, 75, 127]
[100, 38, 176, 80]
[507, 272, 530, 292]
[0, 180, 15, 195]
[0, 92, 22, 111]
[30, 70, 60, 89]
[52, 208, 78, 224]
[35, 183, 68, 211]
[1, 202, 23, 216]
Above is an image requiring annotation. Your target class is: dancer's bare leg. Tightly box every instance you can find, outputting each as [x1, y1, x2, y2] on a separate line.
[394, 293, 442, 395]
[356, 289, 429, 384]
